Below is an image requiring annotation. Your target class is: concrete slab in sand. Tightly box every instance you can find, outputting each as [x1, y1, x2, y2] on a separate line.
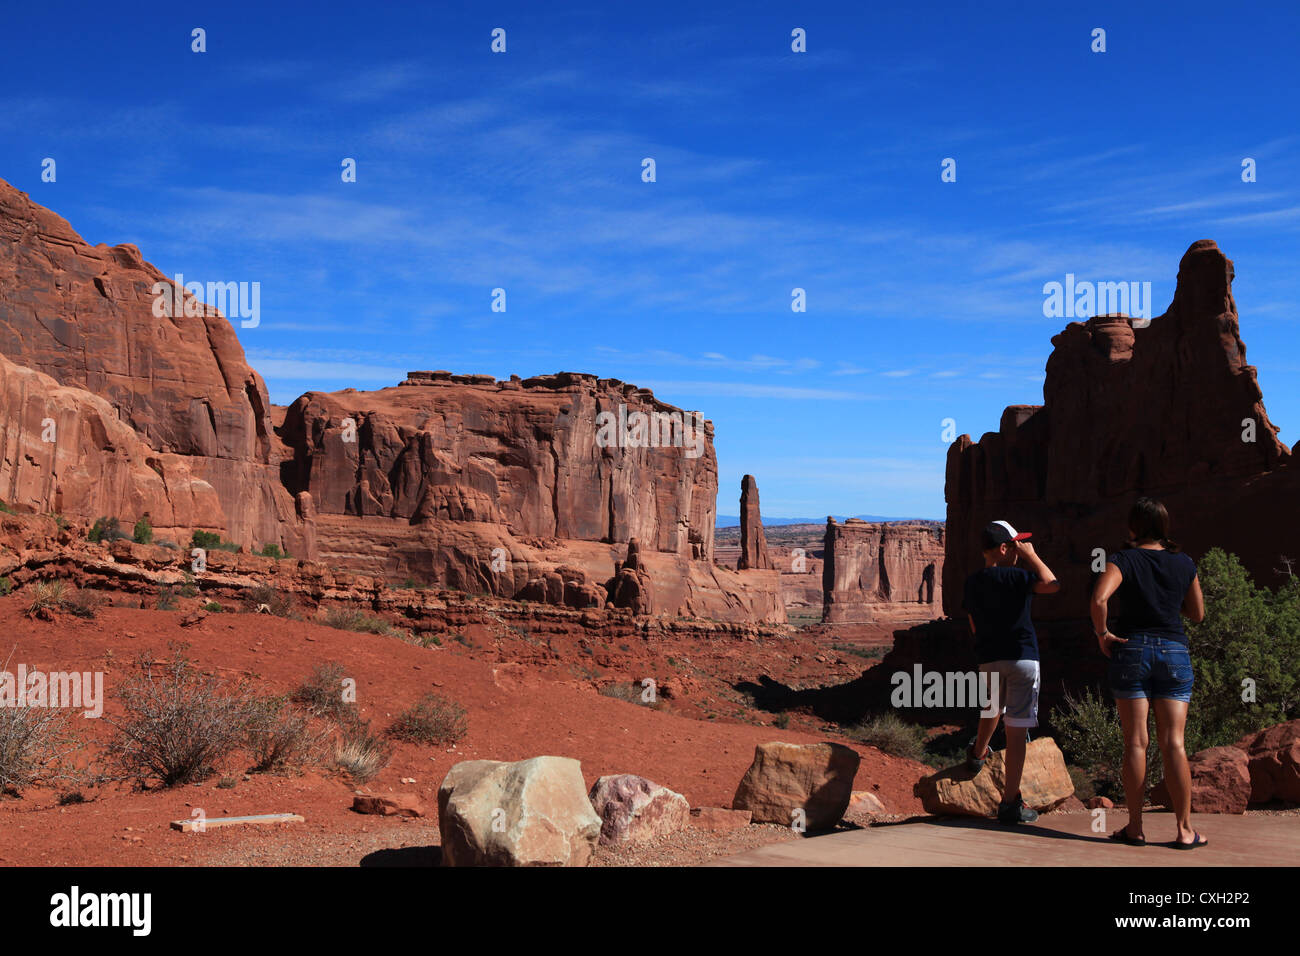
[705, 813, 1300, 867]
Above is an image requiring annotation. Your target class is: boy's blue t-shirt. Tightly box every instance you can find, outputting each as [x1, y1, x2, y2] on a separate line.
[1107, 548, 1198, 645]
[962, 566, 1039, 663]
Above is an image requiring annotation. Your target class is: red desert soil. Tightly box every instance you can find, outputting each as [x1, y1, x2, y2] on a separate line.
[0, 597, 930, 866]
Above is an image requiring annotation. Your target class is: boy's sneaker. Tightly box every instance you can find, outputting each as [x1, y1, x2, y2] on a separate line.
[965, 739, 988, 773]
[996, 794, 1038, 825]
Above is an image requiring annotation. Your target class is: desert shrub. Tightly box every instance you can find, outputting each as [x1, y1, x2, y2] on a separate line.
[156, 539, 178, 550]
[107, 649, 259, 788]
[61, 588, 106, 619]
[847, 712, 928, 761]
[88, 516, 128, 544]
[323, 607, 396, 636]
[256, 543, 287, 559]
[333, 714, 391, 783]
[292, 661, 354, 722]
[0, 500, 14, 515]
[240, 583, 294, 618]
[180, 570, 198, 598]
[387, 692, 468, 745]
[50, 513, 68, 530]
[598, 681, 660, 707]
[244, 697, 321, 773]
[1051, 687, 1162, 797]
[202, 601, 224, 613]
[156, 586, 178, 611]
[57, 790, 86, 806]
[132, 516, 153, 545]
[0, 701, 82, 794]
[26, 580, 66, 616]
[0, 576, 11, 596]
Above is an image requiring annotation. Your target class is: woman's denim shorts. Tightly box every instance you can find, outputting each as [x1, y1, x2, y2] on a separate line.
[1108, 634, 1193, 702]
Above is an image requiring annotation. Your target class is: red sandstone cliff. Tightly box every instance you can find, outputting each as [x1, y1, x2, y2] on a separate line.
[944, 240, 1299, 619]
[821, 518, 944, 623]
[0, 180, 780, 623]
[0, 177, 311, 554]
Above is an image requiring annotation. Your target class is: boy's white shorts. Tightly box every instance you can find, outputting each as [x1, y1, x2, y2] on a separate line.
[979, 659, 1040, 728]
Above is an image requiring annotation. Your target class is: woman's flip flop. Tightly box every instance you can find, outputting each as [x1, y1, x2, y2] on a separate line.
[1109, 826, 1145, 846]
[1173, 831, 1209, 850]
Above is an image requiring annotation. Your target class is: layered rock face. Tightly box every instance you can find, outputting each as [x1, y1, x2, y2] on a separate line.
[0, 353, 223, 532]
[944, 240, 1299, 619]
[0, 181, 780, 623]
[736, 475, 772, 570]
[822, 518, 944, 623]
[279, 371, 718, 559]
[0, 177, 310, 554]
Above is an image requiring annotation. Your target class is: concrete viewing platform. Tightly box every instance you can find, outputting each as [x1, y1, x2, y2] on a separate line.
[706, 812, 1300, 867]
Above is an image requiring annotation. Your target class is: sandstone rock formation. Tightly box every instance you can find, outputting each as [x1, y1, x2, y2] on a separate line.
[0, 353, 224, 534]
[606, 538, 655, 616]
[732, 740, 859, 829]
[587, 773, 690, 845]
[736, 475, 772, 570]
[0, 178, 309, 554]
[944, 240, 1299, 619]
[822, 518, 944, 623]
[915, 737, 1074, 817]
[437, 756, 602, 866]
[1237, 719, 1300, 803]
[1151, 746, 1251, 814]
[0, 181, 783, 624]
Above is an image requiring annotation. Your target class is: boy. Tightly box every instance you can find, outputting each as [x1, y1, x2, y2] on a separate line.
[962, 520, 1060, 824]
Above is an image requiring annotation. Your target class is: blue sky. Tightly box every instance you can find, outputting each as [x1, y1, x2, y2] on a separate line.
[3, 1, 1297, 519]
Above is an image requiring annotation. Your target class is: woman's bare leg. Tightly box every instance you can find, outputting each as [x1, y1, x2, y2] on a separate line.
[1116, 697, 1150, 838]
[1153, 698, 1196, 844]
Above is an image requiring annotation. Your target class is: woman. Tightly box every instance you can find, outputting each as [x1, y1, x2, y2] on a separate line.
[1090, 497, 1206, 848]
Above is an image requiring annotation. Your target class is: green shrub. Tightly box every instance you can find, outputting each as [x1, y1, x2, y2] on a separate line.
[387, 693, 468, 745]
[1184, 549, 1300, 747]
[0, 500, 14, 515]
[189, 530, 240, 553]
[202, 601, 224, 613]
[847, 712, 928, 761]
[256, 543, 287, 560]
[132, 516, 153, 545]
[0, 576, 11, 596]
[88, 516, 128, 544]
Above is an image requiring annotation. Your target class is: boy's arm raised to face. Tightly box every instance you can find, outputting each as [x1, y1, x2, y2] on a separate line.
[1015, 540, 1060, 594]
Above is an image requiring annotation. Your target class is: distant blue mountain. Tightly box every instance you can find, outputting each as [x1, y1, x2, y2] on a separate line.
[716, 514, 941, 528]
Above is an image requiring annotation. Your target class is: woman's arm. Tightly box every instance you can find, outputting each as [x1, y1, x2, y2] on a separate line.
[1182, 575, 1205, 623]
[1090, 562, 1125, 656]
